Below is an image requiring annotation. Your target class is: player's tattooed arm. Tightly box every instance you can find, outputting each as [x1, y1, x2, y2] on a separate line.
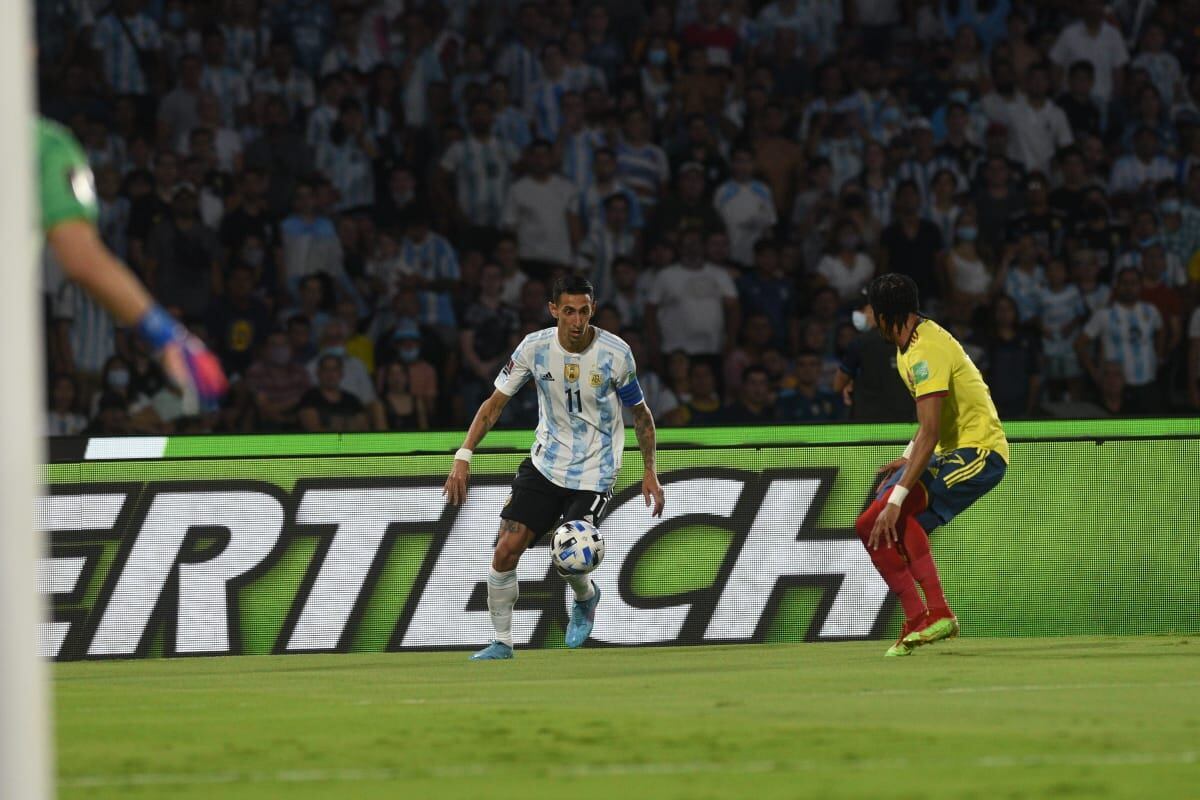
[631, 401, 656, 472]
[463, 389, 512, 450]
[632, 402, 665, 517]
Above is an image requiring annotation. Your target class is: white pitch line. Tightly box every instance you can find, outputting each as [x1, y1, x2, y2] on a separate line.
[59, 751, 1199, 789]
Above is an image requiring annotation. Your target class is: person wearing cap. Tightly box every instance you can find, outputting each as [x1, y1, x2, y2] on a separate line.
[1008, 172, 1068, 256]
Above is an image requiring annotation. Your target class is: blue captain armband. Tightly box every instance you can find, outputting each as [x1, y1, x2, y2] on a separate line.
[616, 376, 644, 407]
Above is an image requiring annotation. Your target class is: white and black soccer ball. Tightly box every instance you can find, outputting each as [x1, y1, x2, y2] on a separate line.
[551, 519, 605, 575]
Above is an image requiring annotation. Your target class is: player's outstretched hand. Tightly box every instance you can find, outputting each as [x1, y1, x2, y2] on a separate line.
[137, 305, 228, 414]
[443, 459, 470, 506]
[159, 335, 229, 415]
[643, 472, 665, 518]
[869, 503, 900, 550]
[876, 456, 907, 478]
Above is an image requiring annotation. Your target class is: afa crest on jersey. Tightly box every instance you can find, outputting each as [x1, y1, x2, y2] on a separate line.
[589, 372, 603, 387]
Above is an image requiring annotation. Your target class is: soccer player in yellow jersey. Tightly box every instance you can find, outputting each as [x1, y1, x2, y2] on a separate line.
[856, 274, 1009, 657]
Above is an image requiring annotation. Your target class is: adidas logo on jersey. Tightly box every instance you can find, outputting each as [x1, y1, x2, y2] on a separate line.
[540, 371, 555, 381]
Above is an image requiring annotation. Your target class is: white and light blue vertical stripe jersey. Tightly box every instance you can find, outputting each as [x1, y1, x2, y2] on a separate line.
[526, 76, 568, 140]
[494, 327, 644, 493]
[53, 282, 116, 375]
[895, 155, 965, 205]
[306, 104, 339, 148]
[201, 66, 250, 127]
[492, 106, 533, 153]
[564, 62, 607, 93]
[1004, 265, 1046, 323]
[560, 129, 604, 192]
[495, 41, 541, 107]
[713, 179, 778, 266]
[222, 23, 268, 76]
[1083, 302, 1163, 387]
[251, 68, 316, 116]
[439, 136, 518, 228]
[316, 139, 376, 211]
[92, 13, 161, 95]
[862, 177, 896, 228]
[1038, 284, 1087, 357]
[400, 233, 460, 328]
[576, 226, 637, 305]
[615, 140, 669, 206]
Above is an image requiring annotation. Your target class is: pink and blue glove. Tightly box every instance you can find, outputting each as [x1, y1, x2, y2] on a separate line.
[135, 305, 229, 414]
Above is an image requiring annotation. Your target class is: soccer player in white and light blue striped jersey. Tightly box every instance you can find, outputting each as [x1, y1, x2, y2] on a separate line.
[444, 275, 665, 660]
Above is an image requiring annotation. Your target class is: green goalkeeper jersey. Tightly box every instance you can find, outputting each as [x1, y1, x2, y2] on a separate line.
[37, 116, 98, 233]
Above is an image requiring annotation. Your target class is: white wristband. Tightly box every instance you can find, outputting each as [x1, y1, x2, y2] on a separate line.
[454, 448, 473, 464]
[888, 485, 910, 507]
[902, 440, 915, 459]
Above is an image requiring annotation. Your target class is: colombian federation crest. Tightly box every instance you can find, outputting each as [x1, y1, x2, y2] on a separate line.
[564, 364, 580, 382]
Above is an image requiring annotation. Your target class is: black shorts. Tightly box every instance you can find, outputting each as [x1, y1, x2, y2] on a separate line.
[500, 458, 612, 545]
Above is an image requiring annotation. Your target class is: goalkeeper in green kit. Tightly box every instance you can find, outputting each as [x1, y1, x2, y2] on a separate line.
[37, 117, 226, 409]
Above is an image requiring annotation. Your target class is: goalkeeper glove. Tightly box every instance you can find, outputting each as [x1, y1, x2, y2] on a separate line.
[135, 305, 228, 414]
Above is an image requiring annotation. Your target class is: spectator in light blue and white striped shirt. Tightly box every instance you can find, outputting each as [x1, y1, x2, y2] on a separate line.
[488, 78, 534, 155]
[439, 99, 519, 230]
[307, 73, 347, 149]
[494, 3, 543, 107]
[53, 280, 116, 380]
[315, 100, 378, 212]
[616, 108, 669, 208]
[252, 41, 316, 118]
[92, 2, 161, 97]
[1002, 232, 1048, 323]
[1077, 268, 1166, 412]
[577, 193, 639, 305]
[526, 40, 569, 141]
[578, 147, 645, 234]
[201, 29, 250, 128]
[398, 214, 461, 331]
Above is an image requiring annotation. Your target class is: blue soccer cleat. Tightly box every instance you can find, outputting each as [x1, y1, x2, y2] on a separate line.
[565, 585, 602, 649]
[470, 640, 513, 660]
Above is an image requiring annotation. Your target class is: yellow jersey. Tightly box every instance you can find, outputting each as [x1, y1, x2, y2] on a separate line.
[895, 319, 1010, 463]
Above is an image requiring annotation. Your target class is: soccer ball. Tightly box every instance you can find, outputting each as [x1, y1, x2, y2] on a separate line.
[551, 519, 605, 575]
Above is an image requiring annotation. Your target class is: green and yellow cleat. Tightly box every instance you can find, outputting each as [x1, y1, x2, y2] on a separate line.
[884, 615, 924, 658]
[902, 613, 960, 647]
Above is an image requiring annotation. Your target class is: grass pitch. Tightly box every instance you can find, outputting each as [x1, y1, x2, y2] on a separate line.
[56, 636, 1199, 799]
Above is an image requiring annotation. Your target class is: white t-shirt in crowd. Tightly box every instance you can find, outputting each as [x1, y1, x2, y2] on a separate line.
[648, 262, 739, 356]
[1006, 94, 1074, 175]
[501, 175, 578, 266]
[1049, 21, 1130, 103]
[816, 252, 875, 302]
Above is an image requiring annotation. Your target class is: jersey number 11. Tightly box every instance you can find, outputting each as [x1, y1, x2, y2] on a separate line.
[565, 388, 582, 413]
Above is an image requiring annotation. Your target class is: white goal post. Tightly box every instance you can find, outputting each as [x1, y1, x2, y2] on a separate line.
[0, 1, 53, 797]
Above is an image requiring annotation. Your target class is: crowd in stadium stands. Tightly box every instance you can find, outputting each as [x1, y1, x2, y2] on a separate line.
[36, 0, 1200, 436]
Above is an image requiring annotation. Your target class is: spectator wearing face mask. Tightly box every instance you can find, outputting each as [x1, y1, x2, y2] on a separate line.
[306, 317, 376, 404]
[387, 321, 440, 421]
[943, 208, 993, 323]
[245, 330, 312, 431]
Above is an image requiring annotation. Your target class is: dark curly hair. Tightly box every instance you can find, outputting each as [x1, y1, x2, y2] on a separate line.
[866, 273, 919, 340]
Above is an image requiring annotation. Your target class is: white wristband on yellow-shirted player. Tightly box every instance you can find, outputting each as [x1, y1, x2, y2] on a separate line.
[902, 440, 915, 459]
[888, 485, 909, 507]
[455, 448, 473, 464]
